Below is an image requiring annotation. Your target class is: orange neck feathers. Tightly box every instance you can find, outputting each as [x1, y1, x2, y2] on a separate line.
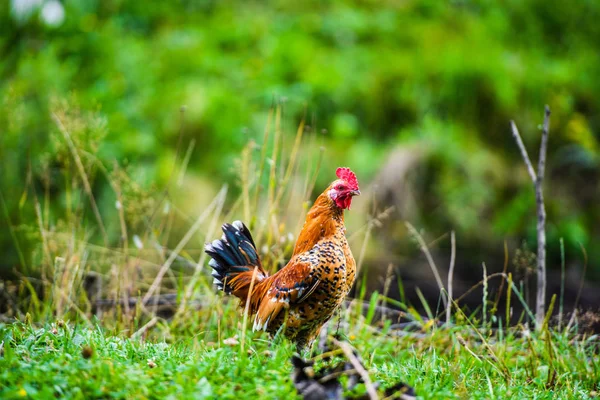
[292, 188, 344, 255]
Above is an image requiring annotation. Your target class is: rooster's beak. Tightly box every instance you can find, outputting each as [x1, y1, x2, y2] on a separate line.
[350, 189, 361, 196]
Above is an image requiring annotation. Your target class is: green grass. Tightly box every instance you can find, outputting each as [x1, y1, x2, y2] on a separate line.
[1, 306, 598, 399]
[0, 320, 297, 399]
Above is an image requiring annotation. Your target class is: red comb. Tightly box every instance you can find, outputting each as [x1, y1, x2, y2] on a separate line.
[336, 167, 359, 190]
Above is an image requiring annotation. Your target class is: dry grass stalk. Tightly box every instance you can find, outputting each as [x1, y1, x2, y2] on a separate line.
[142, 185, 228, 306]
[405, 221, 448, 309]
[446, 231, 456, 325]
[52, 113, 109, 247]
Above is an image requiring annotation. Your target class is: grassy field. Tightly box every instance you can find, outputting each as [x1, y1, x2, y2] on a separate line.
[1, 296, 598, 399]
[0, 108, 598, 399]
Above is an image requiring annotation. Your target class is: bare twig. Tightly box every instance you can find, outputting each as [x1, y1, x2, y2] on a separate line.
[558, 238, 565, 329]
[509, 105, 551, 330]
[538, 106, 551, 183]
[331, 338, 378, 400]
[534, 105, 551, 330]
[482, 262, 488, 326]
[446, 231, 456, 326]
[509, 121, 536, 182]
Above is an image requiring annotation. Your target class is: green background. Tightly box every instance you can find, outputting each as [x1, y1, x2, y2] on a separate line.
[1, 0, 599, 283]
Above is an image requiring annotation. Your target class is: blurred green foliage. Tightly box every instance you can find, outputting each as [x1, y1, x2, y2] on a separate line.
[1, 0, 599, 276]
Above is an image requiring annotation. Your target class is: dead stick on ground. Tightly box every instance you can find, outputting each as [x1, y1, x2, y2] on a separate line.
[332, 338, 379, 400]
[509, 105, 551, 330]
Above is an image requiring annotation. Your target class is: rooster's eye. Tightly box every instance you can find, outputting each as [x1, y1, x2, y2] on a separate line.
[336, 185, 345, 190]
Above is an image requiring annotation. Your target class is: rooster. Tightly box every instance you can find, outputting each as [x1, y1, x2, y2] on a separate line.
[205, 167, 360, 349]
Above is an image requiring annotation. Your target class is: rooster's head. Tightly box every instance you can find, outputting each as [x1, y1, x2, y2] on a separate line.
[328, 167, 360, 210]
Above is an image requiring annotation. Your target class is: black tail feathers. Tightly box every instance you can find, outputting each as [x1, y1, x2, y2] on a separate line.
[204, 220, 265, 293]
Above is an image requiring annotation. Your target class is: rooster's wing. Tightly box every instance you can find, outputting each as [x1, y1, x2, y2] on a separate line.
[252, 262, 319, 332]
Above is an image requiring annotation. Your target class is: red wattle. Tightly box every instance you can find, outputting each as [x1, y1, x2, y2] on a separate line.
[335, 196, 352, 210]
